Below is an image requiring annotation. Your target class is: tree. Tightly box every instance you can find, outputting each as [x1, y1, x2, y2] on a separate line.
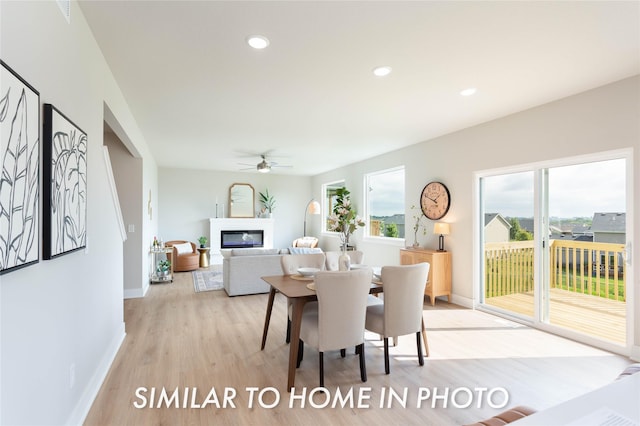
[384, 223, 399, 238]
[510, 218, 533, 241]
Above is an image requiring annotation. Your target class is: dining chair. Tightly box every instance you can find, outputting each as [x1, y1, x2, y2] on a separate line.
[324, 250, 364, 271]
[281, 253, 326, 343]
[297, 268, 373, 387]
[365, 262, 430, 374]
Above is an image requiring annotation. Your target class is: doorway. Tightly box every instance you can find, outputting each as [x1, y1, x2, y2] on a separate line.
[479, 153, 630, 350]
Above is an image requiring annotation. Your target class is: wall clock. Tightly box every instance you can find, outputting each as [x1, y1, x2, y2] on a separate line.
[420, 181, 451, 220]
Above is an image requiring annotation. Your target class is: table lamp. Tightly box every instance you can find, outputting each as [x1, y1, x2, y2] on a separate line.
[434, 222, 450, 252]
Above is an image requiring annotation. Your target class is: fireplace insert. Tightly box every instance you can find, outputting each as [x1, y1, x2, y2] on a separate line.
[220, 230, 264, 249]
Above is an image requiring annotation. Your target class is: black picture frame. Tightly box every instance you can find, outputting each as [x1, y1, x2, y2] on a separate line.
[43, 104, 87, 259]
[0, 60, 40, 275]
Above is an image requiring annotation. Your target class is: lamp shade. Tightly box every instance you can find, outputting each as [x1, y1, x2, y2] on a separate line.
[434, 222, 450, 235]
[307, 200, 321, 215]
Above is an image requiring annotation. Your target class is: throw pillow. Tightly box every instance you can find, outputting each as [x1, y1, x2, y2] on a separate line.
[173, 242, 193, 255]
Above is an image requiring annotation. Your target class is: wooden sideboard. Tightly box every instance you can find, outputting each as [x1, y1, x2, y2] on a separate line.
[400, 248, 452, 306]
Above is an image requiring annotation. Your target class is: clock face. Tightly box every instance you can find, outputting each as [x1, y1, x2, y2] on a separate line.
[420, 182, 451, 220]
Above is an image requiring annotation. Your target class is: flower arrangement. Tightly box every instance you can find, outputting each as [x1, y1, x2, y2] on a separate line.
[411, 205, 427, 247]
[328, 187, 364, 250]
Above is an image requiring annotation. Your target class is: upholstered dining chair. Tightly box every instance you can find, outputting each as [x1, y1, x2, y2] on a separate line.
[365, 262, 430, 374]
[297, 268, 373, 387]
[324, 250, 364, 271]
[281, 253, 326, 343]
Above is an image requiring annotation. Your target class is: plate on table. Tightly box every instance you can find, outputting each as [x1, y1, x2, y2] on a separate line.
[297, 267, 320, 277]
[306, 282, 316, 291]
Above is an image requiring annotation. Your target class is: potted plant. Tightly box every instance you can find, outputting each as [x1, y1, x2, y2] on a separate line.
[198, 236, 208, 248]
[157, 259, 171, 276]
[259, 189, 275, 217]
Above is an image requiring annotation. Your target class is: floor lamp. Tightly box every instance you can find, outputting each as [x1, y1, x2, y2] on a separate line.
[303, 199, 321, 236]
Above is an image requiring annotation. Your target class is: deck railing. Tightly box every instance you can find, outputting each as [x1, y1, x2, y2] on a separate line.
[484, 240, 626, 301]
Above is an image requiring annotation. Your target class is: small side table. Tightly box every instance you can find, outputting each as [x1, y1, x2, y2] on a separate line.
[197, 247, 210, 268]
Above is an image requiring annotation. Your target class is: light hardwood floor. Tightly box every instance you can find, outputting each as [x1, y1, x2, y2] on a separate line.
[84, 269, 632, 425]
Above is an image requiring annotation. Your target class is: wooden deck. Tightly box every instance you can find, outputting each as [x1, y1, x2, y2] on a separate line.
[485, 288, 626, 344]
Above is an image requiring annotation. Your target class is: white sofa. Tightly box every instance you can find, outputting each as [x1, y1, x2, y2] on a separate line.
[221, 247, 323, 296]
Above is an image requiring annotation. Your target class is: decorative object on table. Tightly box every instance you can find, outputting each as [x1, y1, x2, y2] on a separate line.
[42, 103, 87, 260]
[258, 188, 275, 217]
[229, 183, 254, 218]
[156, 259, 171, 276]
[192, 269, 224, 292]
[302, 198, 320, 236]
[420, 181, 451, 220]
[0, 60, 40, 274]
[197, 236, 208, 248]
[327, 187, 364, 270]
[434, 222, 450, 251]
[410, 205, 428, 248]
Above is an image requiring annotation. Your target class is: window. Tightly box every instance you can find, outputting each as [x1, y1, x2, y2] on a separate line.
[322, 180, 345, 232]
[365, 167, 405, 239]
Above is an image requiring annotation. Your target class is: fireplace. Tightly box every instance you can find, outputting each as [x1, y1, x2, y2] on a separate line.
[210, 218, 274, 264]
[220, 230, 264, 249]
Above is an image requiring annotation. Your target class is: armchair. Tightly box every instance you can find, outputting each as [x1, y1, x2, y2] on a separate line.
[165, 240, 199, 272]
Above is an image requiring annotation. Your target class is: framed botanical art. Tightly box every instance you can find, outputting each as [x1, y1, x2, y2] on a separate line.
[0, 60, 40, 274]
[43, 104, 87, 259]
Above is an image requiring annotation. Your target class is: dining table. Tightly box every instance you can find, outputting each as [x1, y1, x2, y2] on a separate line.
[260, 273, 383, 390]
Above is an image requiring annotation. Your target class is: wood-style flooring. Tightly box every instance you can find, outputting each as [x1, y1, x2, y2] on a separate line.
[84, 269, 632, 425]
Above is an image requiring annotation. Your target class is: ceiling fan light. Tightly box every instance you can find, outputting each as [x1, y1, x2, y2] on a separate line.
[257, 161, 271, 173]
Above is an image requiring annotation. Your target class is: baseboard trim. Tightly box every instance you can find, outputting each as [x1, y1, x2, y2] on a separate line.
[450, 294, 474, 309]
[124, 281, 149, 299]
[66, 322, 126, 425]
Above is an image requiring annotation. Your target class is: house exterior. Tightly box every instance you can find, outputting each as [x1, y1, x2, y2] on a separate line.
[484, 213, 511, 243]
[591, 212, 626, 244]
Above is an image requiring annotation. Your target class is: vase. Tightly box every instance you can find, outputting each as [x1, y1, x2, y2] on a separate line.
[338, 248, 351, 271]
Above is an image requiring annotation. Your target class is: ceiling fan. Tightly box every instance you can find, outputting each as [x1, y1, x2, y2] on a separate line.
[238, 154, 292, 173]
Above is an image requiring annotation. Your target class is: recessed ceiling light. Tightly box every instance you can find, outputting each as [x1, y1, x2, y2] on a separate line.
[460, 87, 477, 96]
[372, 66, 392, 77]
[247, 35, 269, 49]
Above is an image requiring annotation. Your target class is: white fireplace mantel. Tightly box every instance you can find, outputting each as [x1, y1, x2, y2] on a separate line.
[209, 218, 274, 264]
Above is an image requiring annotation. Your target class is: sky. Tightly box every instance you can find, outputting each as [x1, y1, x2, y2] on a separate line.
[483, 158, 626, 218]
[368, 168, 405, 216]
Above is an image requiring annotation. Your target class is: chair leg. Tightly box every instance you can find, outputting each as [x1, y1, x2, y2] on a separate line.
[384, 337, 390, 375]
[416, 331, 424, 366]
[286, 319, 291, 343]
[422, 318, 429, 357]
[340, 348, 346, 358]
[296, 339, 304, 368]
[358, 343, 367, 382]
[319, 352, 324, 388]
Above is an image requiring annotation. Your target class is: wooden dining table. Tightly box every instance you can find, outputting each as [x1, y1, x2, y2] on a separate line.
[260, 274, 383, 390]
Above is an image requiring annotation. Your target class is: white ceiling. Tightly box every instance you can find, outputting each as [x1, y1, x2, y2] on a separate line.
[79, 1, 640, 176]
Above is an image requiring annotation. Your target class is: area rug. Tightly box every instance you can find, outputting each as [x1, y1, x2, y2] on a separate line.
[192, 270, 224, 293]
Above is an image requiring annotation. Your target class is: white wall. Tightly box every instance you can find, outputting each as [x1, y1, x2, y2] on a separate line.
[158, 168, 313, 252]
[104, 133, 144, 297]
[312, 75, 640, 356]
[0, 1, 156, 424]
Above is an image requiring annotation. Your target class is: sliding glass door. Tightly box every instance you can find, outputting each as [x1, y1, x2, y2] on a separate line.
[479, 154, 629, 348]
